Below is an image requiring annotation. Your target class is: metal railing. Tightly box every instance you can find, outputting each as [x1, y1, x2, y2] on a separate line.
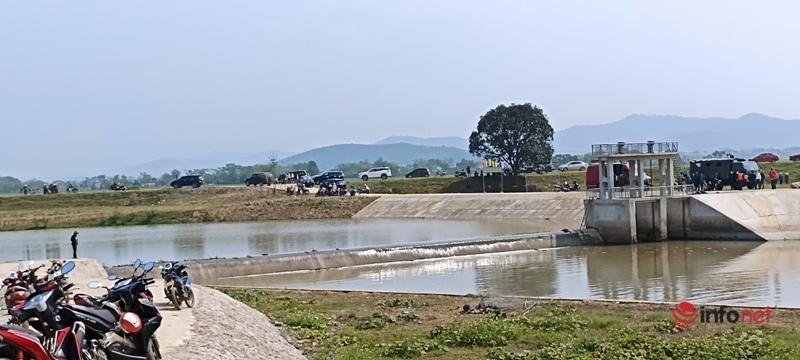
[585, 185, 694, 200]
[591, 142, 679, 157]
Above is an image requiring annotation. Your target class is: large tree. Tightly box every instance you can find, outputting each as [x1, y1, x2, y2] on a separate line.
[468, 103, 555, 175]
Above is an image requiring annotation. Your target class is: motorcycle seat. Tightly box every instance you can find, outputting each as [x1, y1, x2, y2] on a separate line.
[66, 304, 119, 325]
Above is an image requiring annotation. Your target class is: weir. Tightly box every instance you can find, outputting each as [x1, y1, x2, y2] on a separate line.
[107, 230, 604, 284]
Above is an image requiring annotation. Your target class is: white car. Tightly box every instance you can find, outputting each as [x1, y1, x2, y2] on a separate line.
[358, 167, 392, 181]
[559, 161, 588, 171]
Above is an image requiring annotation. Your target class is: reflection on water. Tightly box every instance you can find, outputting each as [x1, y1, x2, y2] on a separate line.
[220, 241, 800, 307]
[0, 218, 544, 266]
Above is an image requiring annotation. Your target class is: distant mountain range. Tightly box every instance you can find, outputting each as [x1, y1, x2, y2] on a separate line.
[552, 113, 800, 155]
[372, 136, 469, 149]
[102, 113, 800, 178]
[118, 150, 294, 176]
[279, 142, 478, 171]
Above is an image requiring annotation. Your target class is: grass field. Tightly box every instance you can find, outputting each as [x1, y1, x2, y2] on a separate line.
[0, 187, 375, 232]
[225, 289, 800, 360]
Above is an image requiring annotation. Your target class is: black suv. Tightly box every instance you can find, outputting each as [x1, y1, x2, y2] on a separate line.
[245, 172, 273, 186]
[170, 175, 204, 189]
[405, 168, 430, 178]
[313, 171, 345, 185]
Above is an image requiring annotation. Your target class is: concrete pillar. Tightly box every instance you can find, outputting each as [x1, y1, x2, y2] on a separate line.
[657, 197, 668, 241]
[667, 157, 675, 196]
[658, 159, 666, 196]
[599, 160, 606, 200]
[627, 160, 636, 198]
[638, 159, 645, 196]
[628, 199, 637, 243]
[606, 160, 615, 199]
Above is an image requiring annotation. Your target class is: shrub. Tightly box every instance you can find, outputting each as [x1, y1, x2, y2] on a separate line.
[530, 328, 799, 360]
[517, 305, 587, 332]
[430, 317, 522, 348]
[379, 339, 446, 358]
[376, 298, 428, 309]
[355, 313, 392, 330]
[283, 310, 328, 330]
[398, 311, 420, 322]
[486, 348, 531, 360]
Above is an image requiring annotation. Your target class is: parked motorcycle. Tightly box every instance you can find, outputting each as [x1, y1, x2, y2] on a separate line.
[0, 260, 89, 360]
[3, 261, 46, 315]
[553, 181, 580, 192]
[110, 183, 127, 191]
[74, 260, 162, 359]
[159, 261, 194, 310]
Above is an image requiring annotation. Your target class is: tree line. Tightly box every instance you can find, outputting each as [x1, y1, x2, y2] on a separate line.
[0, 157, 485, 194]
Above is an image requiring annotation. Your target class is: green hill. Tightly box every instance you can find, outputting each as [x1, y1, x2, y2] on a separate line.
[279, 143, 479, 171]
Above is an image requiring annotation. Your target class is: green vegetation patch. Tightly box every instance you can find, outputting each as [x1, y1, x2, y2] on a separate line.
[222, 289, 800, 360]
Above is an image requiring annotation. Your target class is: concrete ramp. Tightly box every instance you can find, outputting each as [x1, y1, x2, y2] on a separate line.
[692, 190, 800, 241]
[353, 193, 585, 230]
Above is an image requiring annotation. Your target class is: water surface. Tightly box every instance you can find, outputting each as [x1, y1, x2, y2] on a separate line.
[0, 218, 545, 266]
[217, 240, 800, 307]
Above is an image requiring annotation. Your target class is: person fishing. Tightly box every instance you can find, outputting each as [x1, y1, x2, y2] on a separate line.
[70, 231, 79, 259]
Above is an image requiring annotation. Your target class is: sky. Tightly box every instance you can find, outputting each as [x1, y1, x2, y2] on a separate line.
[2, 1, 800, 178]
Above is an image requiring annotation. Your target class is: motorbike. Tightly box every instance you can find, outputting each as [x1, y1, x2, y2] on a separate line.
[159, 261, 194, 310]
[4, 261, 46, 315]
[110, 184, 127, 191]
[553, 181, 580, 192]
[0, 260, 89, 360]
[71, 260, 162, 360]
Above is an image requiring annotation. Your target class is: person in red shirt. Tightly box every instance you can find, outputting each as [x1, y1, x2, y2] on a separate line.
[769, 168, 778, 189]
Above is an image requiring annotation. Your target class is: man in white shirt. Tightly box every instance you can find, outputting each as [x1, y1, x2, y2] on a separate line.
[755, 171, 762, 189]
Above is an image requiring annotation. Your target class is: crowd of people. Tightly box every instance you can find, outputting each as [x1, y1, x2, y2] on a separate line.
[686, 167, 790, 193]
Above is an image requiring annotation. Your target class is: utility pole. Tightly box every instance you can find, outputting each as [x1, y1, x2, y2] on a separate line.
[500, 160, 504, 193]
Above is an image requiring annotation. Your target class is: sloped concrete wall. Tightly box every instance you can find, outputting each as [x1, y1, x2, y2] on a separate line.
[353, 193, 585, 231]
[691, 191, 800, 241]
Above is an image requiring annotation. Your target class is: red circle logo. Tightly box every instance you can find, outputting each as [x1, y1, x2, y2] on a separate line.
[672, 301, 698, 329]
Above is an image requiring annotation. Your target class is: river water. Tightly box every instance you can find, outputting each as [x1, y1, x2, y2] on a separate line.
[217, 240, 800, 308]
[3, 220, 798, 306]
[0, 219, 542, 266]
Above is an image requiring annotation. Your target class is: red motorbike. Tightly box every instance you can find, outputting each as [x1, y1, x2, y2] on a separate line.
[0, 261, 88, 360]
[3, 261, 45, 315]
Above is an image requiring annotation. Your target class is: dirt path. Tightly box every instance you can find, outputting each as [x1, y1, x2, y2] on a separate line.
[178, 285, 306, 359]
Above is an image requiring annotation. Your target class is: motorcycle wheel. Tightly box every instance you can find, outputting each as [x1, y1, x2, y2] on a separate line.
[146, 337, 162, 360]
[185, 290, 195, 308]
[168, 287, 181, 310]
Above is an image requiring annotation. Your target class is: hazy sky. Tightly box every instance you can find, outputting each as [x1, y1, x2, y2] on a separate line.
[2, 1, 800, 178]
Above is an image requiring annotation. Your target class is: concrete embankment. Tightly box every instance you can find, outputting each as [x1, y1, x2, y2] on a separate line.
[585, 190, 800, 243]
[353, 192, 585, 231]
[108, 230, 604, 285]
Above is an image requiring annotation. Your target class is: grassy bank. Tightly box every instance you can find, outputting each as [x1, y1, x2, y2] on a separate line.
[223, 289, 800, 360]
[349, 172, 586, 194]
[0, 187, 376, 232]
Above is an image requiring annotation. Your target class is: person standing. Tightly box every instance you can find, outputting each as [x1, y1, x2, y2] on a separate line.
[779, 172, 784, 185]
[760, 170, 766, 189]
[755, 171, 762, 190]
[786, 172, 790, 184]
[769, 168, 778, 189]
[70, 231, 78, 259]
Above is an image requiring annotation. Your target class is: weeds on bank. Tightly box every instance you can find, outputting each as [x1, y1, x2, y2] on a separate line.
[223, 289, 800, 360]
